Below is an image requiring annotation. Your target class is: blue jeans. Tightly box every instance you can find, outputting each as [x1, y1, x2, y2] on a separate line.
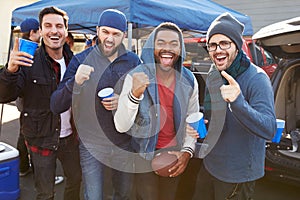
[79, 141, 134, 200]
[29, 133, 82, 200]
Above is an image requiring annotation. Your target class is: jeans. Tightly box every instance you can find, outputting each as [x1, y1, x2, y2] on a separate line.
[195, 165, 256, 200]
[79, 141, 133, 200]
[29, 133, 82, 200]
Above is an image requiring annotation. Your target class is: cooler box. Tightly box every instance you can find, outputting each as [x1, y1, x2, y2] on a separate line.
[0, 142, 20, 200]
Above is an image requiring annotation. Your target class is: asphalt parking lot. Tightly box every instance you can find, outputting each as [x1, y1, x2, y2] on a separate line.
[1, 103, 299, 199]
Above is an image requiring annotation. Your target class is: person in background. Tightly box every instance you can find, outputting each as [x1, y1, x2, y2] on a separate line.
[84, 39, 92, 49]
[0, 7, 82, 200]
[50, 9, 141, 200]
[20, 18, 40, 43]
[114, 22, 199, 200]
[65, 32, 74, 51]
[92, 35, 97, 46]
[189, 12, 276, 199]
[17, 18, 40, 177]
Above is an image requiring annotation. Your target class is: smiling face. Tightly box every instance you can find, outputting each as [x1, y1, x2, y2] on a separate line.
[40, 13, 68, 51]
[208, 34, 238, 71]
[154, 30, 181, 72]
[97, 26, 125, 59]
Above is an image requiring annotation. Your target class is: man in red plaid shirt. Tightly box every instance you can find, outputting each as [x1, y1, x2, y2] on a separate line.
[0, 7, 81, 200]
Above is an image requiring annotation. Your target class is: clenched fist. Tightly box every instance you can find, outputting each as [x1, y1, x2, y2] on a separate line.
[131, 72, 150, 98]
[75, 64, 94, 85]
[220, 71, 241, 102]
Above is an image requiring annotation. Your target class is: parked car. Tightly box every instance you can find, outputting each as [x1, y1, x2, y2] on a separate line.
[184, 35, 278, 78]
[253, 16, 300, 186]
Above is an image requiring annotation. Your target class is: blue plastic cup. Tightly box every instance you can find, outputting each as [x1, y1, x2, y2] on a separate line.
[272, 119, 285, 143]
[97, 88, 114, 101]
[19, 38, 38, 57]
[186, 112, 207, 139]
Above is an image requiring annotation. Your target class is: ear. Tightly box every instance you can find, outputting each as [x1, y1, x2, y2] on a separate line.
[65, 29, 68, 37]
[39, 27, 42, 37]
[96, 26, 100, 36]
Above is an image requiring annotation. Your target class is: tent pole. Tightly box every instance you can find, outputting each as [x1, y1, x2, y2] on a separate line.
[128, 23, 133, 51]
[7, 26, 15, 63]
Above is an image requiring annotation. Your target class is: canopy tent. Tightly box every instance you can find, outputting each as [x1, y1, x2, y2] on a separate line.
[11, 0, 253, 35]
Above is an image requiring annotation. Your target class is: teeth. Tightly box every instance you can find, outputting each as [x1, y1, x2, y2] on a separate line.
[105, 43, 113, 47]
[161, 54, 172, 58]
[50, 36, 59, 40]
[217, 55, 226, 59]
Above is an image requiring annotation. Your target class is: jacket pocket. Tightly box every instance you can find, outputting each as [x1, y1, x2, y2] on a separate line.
[21, 110, 57, 138]
[30, 76, 53, 98]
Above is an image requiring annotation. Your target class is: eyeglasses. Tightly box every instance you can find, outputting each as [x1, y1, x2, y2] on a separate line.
[207, 41, 232, 52]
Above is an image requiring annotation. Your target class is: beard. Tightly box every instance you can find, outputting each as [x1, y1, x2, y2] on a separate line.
[98, 41, 119, 57]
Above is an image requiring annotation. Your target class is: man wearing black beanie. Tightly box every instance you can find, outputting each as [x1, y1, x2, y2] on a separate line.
[189, 12, 277, 199]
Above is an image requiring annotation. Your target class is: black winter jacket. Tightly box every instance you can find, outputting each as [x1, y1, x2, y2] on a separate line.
[0, 42, 73, 150]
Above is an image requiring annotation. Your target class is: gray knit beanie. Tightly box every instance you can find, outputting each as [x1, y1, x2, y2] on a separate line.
[206, 12, 244, 50]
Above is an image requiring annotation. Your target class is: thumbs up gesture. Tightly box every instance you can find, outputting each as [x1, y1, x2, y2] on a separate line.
[220, 71, 240, 102]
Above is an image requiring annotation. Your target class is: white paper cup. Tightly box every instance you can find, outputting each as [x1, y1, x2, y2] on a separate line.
[186, 112, 207, 139]
[97, 88, 114, 101]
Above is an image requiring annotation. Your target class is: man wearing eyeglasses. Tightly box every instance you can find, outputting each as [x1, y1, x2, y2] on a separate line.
[189, 13, 276, 199]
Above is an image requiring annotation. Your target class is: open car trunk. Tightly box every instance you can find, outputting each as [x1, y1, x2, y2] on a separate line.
[254, 16, 300, 186]
[274, 61, 300, 135]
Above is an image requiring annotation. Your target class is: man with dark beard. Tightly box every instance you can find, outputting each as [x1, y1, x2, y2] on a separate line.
[114, 22, 199, 200]
[50, 9, 141, 200]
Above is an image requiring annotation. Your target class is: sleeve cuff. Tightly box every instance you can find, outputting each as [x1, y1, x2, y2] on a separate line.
[128, 90, 143, 104]
[181, 147, 194, 158]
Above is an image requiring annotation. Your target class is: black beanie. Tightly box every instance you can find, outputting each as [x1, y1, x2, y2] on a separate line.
[206, 12, 244, 51]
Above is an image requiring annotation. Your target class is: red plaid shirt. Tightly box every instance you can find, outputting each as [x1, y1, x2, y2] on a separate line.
[25, 140, 53, 156]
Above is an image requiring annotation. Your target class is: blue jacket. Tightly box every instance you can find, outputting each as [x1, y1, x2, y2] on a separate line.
[50, 42, 141, 148]
[114, 24, 199, 160]
[204, 62, 276, 183]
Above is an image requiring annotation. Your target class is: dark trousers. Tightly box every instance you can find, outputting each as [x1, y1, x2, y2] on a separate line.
[29, 134, 82, 200]
[134, 156, 179, 200]
[175, 158, 202, 200]
[195, 165, 256, 200]
[17, 132, 31, 172]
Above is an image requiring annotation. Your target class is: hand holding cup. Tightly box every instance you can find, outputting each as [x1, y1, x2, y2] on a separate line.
[186, 112, 207, 139]
[98, 88, 119, 111]
[7, 38, 35, 73]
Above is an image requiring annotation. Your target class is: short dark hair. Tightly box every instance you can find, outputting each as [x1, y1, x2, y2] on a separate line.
[154, 22, 182, 45]
[67, 32, 74, 40]
[39, 6, 69, 29]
